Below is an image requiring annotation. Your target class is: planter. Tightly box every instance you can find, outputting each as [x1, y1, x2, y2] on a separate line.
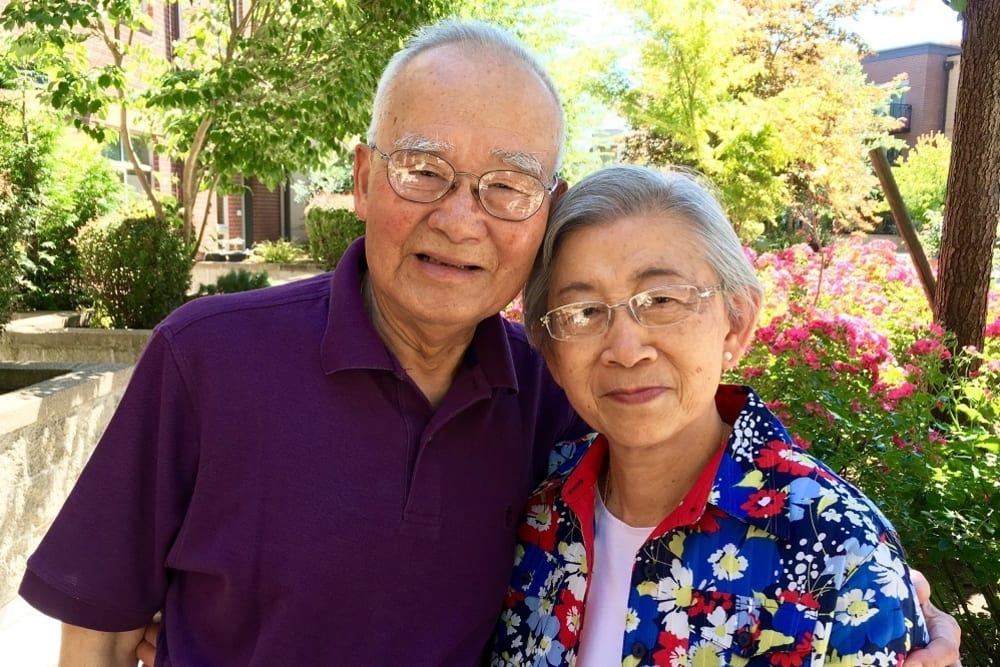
[0, 313, 152, 364]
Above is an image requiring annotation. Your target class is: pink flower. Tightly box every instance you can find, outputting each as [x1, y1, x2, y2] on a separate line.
[886, 383, 917, 402]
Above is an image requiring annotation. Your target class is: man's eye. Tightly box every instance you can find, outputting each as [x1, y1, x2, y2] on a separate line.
[410, 168, 448, 179]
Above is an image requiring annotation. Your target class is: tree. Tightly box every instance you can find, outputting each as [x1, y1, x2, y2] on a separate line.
[1, 0, 455, 251]
[892, 132, 951, 231]
[934, 0, 999, 353]
[594, 0, 901, 241]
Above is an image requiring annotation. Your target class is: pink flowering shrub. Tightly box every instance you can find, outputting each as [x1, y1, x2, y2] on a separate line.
[734, 236, 1000, 663]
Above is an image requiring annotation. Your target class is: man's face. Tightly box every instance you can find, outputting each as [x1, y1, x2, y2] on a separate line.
[354, 44, 563, 336]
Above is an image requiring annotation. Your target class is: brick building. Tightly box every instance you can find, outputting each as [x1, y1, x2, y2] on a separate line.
[0, 0, 308, 254]
[862, 43, 962, 150]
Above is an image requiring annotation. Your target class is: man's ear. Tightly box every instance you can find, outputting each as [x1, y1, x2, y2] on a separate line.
[353, 143, 372, 222]
[551, 178, 569, 206]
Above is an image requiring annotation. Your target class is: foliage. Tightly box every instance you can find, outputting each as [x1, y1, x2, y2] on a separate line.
[732, 237, 1000, 664]
[594, 0, 902, 241]
[21, 127, 121, 310]
[77, 203, 192, 329]
[2, 0, 457, 249]
[304, 203, 366, 270]
[194, 268, 270, 296]
[0, 173, 19, 330]
[249, 239, 306, 264]
[892, 132, 952, 232]
[0, 99, 50, 329]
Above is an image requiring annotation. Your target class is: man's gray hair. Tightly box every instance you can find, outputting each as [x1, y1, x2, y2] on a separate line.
[367, 19, 566, 170]
[523, 165, 763, 347]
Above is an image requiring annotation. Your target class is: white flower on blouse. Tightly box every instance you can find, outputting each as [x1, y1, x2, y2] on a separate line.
[708, 543, 749, 581]
[835, 588, 880, 626]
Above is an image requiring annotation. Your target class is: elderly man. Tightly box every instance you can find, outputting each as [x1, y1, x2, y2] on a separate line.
[20, 19, 960, 667]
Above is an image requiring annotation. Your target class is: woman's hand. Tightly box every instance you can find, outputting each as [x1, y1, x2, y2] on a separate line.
[135, 619, 159, 667]
[903, 569, 962, 667]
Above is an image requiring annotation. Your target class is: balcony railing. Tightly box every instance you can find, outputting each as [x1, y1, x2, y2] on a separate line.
[888, 102, 912, 133]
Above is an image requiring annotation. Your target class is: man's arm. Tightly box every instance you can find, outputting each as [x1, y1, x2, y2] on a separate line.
[902, 569, 962, 667]
[59, 623, 145, 667]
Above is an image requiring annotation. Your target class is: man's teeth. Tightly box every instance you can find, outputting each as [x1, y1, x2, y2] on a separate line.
[420, 254, 476, 270]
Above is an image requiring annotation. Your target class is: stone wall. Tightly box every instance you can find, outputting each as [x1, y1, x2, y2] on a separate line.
[0, 362, 134, 606]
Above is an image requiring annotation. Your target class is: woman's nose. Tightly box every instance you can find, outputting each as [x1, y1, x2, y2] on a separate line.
[600, 307, 656, 367]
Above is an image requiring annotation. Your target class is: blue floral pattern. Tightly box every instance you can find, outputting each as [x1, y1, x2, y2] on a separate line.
[491, 385, 929, 666]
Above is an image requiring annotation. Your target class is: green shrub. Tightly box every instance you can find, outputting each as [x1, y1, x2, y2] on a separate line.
[21, 129, 120, 311]
[0, 175, 20, 330]
[0, 109, 50, 329]
[195, 269, 271, 297]
[893, 132, 951, 231]
[78, 204, 192, 329]
[249, 238, 306, 264]
[305, 205, 365, 270]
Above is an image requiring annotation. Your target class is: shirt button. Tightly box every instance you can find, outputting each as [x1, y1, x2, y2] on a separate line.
[630, 642, 647, 659]
[643, 561, 658, 579]
[734, 628, 754, 656]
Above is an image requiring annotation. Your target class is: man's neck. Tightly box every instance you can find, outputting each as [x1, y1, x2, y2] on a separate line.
[363, 273, 474, 408]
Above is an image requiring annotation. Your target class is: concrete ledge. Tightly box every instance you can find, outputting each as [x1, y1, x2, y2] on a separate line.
[0, 362, 133, 606]
[192, 261, 326, 290]
[0, 313, 152, 364]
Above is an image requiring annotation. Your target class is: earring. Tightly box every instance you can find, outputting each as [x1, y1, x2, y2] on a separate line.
[724, 351, 734, 362]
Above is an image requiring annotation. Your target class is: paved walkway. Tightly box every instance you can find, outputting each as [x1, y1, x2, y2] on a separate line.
[0, 596, 60, 666]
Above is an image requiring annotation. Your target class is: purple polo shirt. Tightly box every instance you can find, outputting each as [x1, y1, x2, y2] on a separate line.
[20, 238, 584, 666]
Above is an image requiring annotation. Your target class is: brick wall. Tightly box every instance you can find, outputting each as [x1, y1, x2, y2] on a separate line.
[863, 43, 962, 148]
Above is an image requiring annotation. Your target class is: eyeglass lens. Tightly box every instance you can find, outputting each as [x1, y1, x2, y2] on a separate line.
[544, 285, 711, 340]
[385, 150, 547, 221]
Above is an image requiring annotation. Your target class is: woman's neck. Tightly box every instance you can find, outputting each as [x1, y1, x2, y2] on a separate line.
[602, 420, 732, 528]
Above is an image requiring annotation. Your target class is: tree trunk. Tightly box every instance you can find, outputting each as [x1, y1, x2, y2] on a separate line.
[934, 0, 1000, 353]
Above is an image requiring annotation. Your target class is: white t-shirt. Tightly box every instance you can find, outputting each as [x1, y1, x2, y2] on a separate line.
[576, 493, 655, 667]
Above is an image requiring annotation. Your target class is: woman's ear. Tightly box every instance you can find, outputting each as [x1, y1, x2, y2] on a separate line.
[723, 293, 761, 368]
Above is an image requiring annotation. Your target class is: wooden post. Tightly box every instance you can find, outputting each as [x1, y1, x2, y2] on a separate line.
[869, 147, 937, 307]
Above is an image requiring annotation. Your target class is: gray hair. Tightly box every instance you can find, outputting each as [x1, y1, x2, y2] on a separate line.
[366, 19, 566, 170]
[523, 165, 763, 347]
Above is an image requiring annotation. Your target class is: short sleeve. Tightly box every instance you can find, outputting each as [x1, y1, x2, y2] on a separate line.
[19, 326, 200, 631]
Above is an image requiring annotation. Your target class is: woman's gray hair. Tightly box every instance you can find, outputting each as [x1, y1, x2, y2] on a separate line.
[523, 165, 763, 347]
[367, 19, 566, 170]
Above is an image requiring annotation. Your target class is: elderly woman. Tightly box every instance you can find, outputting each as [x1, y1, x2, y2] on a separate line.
[490, 165, 933, 666]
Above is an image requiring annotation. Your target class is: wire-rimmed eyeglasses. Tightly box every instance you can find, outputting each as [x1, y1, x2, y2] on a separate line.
[540, 284, 722, 341]
[369, 145, 557, 222]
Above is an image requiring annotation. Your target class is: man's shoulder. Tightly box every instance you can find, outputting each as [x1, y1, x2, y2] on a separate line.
[160, 273, 333, 338]
[498, 317, 541, 361]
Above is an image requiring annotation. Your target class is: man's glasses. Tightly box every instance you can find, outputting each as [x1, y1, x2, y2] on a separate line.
[370, 145, 557, 222]
[540, 284, 722, 341]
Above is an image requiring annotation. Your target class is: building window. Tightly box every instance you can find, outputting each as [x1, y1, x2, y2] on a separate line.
[102, 134, 154, 196]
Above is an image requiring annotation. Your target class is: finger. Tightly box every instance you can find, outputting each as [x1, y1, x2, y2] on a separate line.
[136, 638, 157, 666]
[143, 620, 160, 647]
[903, 601, 962, 667]
[911, 568, 931, 605]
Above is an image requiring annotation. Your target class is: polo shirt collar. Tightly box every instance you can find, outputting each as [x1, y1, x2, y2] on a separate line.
[320, 237, 518, 393]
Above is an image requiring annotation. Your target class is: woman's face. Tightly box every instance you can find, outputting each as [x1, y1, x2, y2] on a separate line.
[542, 214, 750, 453]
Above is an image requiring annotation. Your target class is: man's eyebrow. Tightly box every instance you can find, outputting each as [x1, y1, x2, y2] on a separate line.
[493, 149, 543, 177]
[392, 134, 545, 178]
[394, 133, 453, 153]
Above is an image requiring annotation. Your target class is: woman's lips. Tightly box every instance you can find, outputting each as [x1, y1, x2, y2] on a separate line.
[604, 386, 667, 404]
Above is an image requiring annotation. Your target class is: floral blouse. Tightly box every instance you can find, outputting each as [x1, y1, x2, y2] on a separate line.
[490, 385, 928, 666]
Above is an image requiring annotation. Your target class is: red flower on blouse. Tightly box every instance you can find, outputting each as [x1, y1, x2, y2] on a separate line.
[740, 488, 789, 518]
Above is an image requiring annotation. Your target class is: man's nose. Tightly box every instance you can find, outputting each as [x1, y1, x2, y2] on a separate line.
[427, 174, 489, 240]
